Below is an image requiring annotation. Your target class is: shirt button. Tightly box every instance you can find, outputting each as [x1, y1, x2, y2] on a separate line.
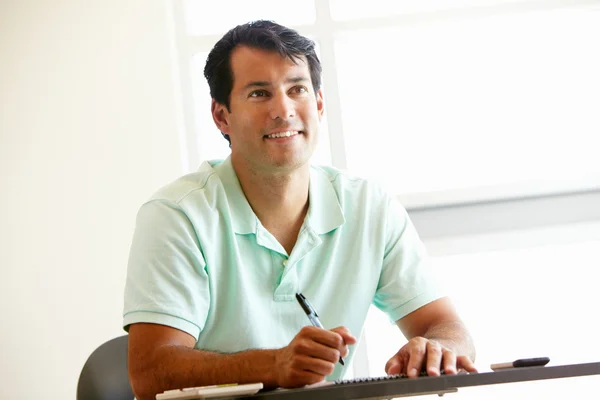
[282, 260, 288, 267]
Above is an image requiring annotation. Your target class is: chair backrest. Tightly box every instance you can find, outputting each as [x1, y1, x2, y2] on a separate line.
[77, 335, 134, 400]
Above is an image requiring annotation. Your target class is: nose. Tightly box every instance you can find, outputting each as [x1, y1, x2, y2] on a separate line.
[269, 93, 296, 120]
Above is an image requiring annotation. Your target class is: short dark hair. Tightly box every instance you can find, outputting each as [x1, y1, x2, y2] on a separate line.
[204, 20, 322, 145]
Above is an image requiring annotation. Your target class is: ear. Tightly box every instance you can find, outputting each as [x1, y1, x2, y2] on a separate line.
[316, 89, 325, 121]
[211, 99, 231, 135]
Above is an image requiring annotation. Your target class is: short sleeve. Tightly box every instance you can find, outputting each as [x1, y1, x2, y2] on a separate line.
[123, 200, 209, 340]
[373, 195, 445, 322]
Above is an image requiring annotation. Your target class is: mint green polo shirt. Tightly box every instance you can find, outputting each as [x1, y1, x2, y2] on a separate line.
[123, 157, 443, 379]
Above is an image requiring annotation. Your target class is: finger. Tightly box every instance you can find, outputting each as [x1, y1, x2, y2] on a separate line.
[339, 344, 350, 359]
[406, 341, 427, 378]
[442, 349, 457, 375]
[425, 341, 443, 376]
[309, 329, 348, 353]
[385, 357, 404, 375]
[457, 355, 478, 373]
[294, 339, 341, 364]
[293, 354, 337, 377]
[330, 326, 358, 345]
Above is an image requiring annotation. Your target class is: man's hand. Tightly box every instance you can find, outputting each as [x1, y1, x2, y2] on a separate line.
[385, 336, 477, 378]
[275, 326, 357, 388]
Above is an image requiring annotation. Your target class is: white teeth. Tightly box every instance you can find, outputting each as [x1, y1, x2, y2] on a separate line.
[266, 131, 300, 139]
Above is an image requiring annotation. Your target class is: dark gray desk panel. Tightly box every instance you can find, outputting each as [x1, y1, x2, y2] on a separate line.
[243, 362, 600, 400]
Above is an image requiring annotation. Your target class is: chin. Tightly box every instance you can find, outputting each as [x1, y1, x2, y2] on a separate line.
[270, 154, 311, 170]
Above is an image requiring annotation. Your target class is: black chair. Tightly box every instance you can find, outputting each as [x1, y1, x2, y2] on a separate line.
[77, 335, 134, 400]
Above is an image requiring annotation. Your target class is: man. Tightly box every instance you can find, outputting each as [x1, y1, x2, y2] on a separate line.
[123, 20, 476, 400]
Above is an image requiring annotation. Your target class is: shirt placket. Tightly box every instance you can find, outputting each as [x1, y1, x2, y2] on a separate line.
[273, 227, 322, 301]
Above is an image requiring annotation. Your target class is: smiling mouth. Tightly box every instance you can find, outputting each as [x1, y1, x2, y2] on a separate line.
[264, 130, 303, 139]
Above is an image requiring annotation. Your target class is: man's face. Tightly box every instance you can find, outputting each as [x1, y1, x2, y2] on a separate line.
[213, 46, 324, 174]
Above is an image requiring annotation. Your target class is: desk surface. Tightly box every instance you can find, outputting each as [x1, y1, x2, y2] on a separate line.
[241, 362, 600, 400]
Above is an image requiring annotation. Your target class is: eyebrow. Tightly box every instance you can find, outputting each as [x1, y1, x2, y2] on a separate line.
[242, 76, 310, 92]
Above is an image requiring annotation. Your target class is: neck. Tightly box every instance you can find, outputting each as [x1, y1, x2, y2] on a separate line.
[231, 156, 310, 233]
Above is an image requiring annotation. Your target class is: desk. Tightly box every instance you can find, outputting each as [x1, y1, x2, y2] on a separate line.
[242, 362, 600, 400]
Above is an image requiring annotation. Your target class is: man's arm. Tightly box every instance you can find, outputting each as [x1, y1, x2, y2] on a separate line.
[128, 323, 357, 400]
[385, 297, 477, 377]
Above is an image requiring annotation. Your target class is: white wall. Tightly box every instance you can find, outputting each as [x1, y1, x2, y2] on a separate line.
[0, 1, 184, 398]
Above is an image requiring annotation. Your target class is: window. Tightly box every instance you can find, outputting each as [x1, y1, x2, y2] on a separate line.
[174, 0, 600, 206]
[336, 7, 600, 198]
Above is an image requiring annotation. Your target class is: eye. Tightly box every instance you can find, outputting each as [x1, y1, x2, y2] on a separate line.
[291, 86, 308, 94]
[249, 90, 268, 98]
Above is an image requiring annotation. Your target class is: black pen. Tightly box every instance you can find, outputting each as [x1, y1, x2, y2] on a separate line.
[296, 292, 345, 366]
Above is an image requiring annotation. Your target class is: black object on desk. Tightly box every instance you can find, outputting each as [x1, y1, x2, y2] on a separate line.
[491, 356, 550, 371]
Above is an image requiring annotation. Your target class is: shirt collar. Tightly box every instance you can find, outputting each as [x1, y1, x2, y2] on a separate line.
[213, 157, 257, 235]
[306, 166, 346, 235]
[212, 157, 345, 235]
